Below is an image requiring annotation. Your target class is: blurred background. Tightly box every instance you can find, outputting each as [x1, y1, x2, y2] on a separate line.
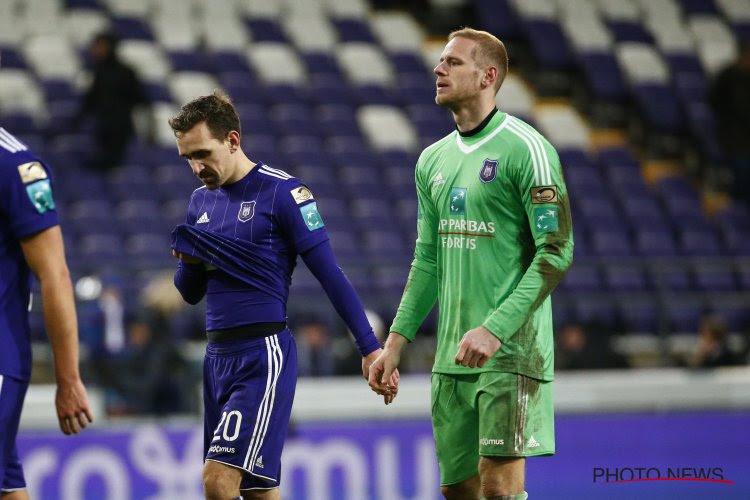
[2, 0, 749, 498]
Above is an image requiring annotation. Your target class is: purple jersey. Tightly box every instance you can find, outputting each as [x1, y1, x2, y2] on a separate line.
[0, 128, 59, 381]
[178, 164, 328, 330]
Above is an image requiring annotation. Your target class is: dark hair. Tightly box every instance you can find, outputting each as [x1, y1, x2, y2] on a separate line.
[448, 27, 509, 93]
[168, 89, 241, 139]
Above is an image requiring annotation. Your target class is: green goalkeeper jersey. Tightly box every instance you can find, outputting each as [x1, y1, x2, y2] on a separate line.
[391, 110, 573, 381]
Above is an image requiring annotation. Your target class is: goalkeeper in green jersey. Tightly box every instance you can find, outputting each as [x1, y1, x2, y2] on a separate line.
[368, 28, 573, 500]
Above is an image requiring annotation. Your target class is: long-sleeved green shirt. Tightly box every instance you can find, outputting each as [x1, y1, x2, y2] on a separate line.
[391, 110, 574, 381]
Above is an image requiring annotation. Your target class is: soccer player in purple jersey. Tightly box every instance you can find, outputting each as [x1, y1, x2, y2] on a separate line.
[168, 90, 398, 500]
[0, 127, 93, 500]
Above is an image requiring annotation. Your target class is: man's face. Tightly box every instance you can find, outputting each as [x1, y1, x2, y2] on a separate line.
[176, 121, 233, 190]
[433, 37, 484, 108]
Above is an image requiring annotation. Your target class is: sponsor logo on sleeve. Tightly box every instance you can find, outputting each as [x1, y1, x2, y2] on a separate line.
[291, 186, 314, 204]
[237, 201, 256, 222]
[17, 161, 48, 184]
[533, 207, 558, 232]
[25, 179, 56, 214]
[300, 202, 325, 231]
[531, 186, 558, 204]
[479, 158, 498, 183]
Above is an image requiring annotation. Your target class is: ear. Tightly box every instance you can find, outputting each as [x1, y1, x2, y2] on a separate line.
[227, 130, 241, 151]
[482, 66, 499, 89]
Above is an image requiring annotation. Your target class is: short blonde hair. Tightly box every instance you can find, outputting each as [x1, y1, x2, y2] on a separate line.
[448, 27, 508, 93]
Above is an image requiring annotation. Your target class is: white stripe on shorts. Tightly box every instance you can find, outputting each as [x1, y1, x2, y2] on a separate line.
[244, 334, 283, 471]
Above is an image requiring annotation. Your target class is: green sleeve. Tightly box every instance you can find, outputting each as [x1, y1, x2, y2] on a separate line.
[390, 158, 439, 341]
[483, 143, 574, 341]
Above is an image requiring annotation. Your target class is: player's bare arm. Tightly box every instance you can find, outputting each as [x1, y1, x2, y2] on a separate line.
[20, 226, 93, 435]
[454, 325, 502, 368]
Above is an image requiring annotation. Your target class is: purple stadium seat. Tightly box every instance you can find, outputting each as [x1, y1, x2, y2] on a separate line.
[263, 82, 310, 107]
[577, 52, 628, 102]
[390, 52, 429, 75]
[617, 296, 660, 333]
[78, 233, 124, 267]
[332, 19, 376, 43]
[326, 229, 361, 260]
[635, 230, 678, 257]
[111, 17, 153, 40]
[349, 197, 395, 226]
[301, 52, 343, 77]
[397, 72, 437, 106]
[474, 0, 520, 39]
[572, 295, 618, 329]
[666, 54, 705, 80]
[559, 265, 602, 292]
[576, 197, 622, 227]
[315, 104, 362, 140]
[352, 84, 398, 106]
[591, 230, 634, 257]
[631, 83, 684, 133]
[597, 146, 640, 170]
[0, 46, 26, 69]
[709, 297, 750, 332]
[144, 82, 172, 103]
[125, 232, 173, 270]
[308, 74, 356, 106]
[606, 21, 655, 43]
[1, 112, 36, 135]
[167, 50, 215, 73]
[648, 260, 693, 291]
[406, 104, 454, 138]
[603, 263, 649, 291]
[691, 261, 737, 291]
[372, 264, 409, 295]
[362, 231, 410, 262]
[679, 0, 719, 15]
[524, 20, 573, 70]
[663, 295, 707, 332]
[679, 229, 724, 256]
[246, 19, 288, 42]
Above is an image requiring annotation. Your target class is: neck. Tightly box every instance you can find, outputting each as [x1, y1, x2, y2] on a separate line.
[450, 96, 498, 133]
[225, 151, 256, 184]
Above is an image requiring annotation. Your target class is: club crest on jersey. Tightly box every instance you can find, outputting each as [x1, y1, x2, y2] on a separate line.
[479, 159, 498, 183]
[238, 201, 255, 222]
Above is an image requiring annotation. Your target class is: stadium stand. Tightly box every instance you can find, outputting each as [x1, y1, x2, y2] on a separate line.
[0, 0, 747, 372]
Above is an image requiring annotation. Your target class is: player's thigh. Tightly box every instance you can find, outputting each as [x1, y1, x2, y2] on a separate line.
[478, 455, 525, 494]
[431, 372, 481, 486]
[477, 372, 554, 458]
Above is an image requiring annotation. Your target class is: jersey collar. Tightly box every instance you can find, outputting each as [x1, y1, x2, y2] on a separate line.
[454, 110, 508, 154]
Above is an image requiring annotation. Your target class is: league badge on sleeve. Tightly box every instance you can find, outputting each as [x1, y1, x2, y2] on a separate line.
[237, 201, 256, 222]
[17, 161, 48, 184]
[300, 202, 325, 231]
[25, 179, 56, 214]
[290, 186, 314, 204]
[479, 158, 498, 183]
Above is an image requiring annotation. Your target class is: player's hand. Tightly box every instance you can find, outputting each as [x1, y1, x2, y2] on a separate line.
[367, 349, 401, 405]
[55, 378, 93, 435]
[454, 326, 502, 368]
[363, 348, 400, 404]
[172, 249, 202, 264]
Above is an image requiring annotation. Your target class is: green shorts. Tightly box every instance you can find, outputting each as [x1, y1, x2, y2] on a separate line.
[431, 371, 555, 485]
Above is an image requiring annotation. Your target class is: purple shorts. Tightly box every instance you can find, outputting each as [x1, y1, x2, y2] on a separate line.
[203, 329, 297, 490]
[1, 375, 28, 493]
